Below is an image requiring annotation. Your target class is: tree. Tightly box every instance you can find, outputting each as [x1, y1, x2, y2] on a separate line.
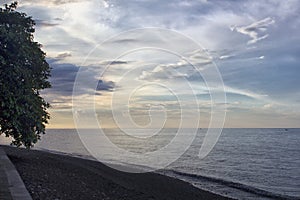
[0, 2, 51, 148]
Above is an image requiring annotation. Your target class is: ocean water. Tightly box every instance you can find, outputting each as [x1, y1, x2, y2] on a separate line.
[1, 128, 299, 200]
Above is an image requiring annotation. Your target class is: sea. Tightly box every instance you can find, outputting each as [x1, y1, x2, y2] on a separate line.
[1, 128, 299, 200]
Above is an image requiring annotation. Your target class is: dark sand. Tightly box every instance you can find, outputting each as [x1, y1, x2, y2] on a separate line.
[3, 146, 232, 200]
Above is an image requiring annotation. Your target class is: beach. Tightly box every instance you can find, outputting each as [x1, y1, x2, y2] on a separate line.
[2, 146, 232, 200]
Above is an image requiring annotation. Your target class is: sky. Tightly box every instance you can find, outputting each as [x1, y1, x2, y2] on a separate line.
[2, 0, 300, 128]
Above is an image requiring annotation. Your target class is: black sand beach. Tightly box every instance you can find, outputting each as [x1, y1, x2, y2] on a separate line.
[2, 146, 232, 200]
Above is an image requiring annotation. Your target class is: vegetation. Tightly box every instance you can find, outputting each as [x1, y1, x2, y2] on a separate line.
[0, 2, 51, 148]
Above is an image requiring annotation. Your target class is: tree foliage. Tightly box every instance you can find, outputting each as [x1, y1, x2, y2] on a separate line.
[0, 2, 51, 148]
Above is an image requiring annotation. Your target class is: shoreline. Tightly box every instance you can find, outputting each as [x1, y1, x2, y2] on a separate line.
[2, 145, 233, 200]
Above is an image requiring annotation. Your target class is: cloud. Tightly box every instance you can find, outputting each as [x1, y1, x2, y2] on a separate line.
[52, 0, 83, 5]
[263, 103, 274, 109]
[98, 60, 128, 65]
[231, 17, 275, 44]
[55, 52, 72, 59]
[96, 80, 115, 91]
[139, 62, 191, 81]
[258, 55, 264, 59]
[219, 54, 234, 60]
[43, 58, 117, 110]
[11, 0, 299, 127]
[35, 19, 60, 27]
[187, 49, 213, 62]
[16, 0, 83, 6]
[45, 59, 79, 96]
[45, 59, 105, 96]
[138, 48, 213, 82]
[237, 0, 300, 20]
[109, 38, 139, 44]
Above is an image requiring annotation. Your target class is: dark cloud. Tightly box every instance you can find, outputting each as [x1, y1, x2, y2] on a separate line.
[55, 52, 72, 59]
[53, 17, 63, 21]
[45, 59, 79, 96]
[99, 60, 128, 65]
[35, 19, 59, 27]
[43, 59, 116, 100]
[110, 38, 139, 44]
[110, 60, 128, 65]
[96, 80, 115, 91]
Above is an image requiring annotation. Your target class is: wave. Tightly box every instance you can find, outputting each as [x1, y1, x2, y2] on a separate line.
[168, 170, 300, 200]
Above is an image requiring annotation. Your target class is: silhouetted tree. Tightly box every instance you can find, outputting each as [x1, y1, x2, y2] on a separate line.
[0, 2, 51, 148]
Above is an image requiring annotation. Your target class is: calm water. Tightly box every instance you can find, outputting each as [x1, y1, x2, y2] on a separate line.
[1, 128, 299, 200]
